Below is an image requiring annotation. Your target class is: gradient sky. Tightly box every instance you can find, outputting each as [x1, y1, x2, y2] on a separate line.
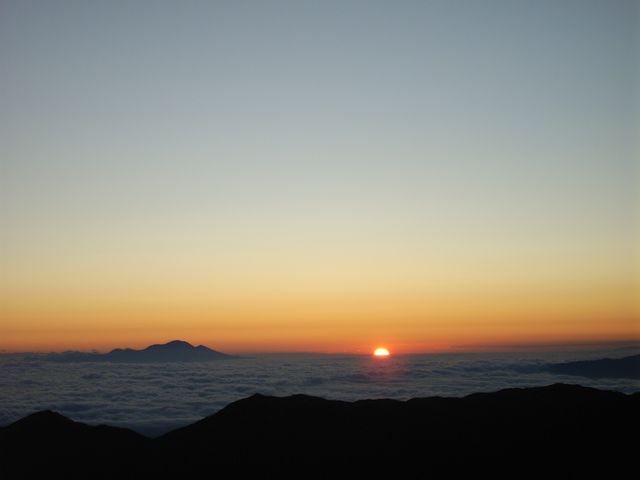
[1, 0, 638, 353]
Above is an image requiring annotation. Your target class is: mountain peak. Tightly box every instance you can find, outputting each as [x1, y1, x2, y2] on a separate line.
[20, 410, 72, 424]
[6, 410, 76, 433]
[103, 340, 232, 362]
[145, 340, 194, 350]
[44, 340, 233, 363]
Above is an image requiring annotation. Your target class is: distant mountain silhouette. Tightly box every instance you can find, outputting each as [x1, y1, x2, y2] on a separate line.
[547, 354, 640, 379]
[44, 340, 233, 363]
[1, 384, 637, 478]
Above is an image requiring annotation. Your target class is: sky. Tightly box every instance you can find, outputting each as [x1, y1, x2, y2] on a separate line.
[1, 0, 638, 353]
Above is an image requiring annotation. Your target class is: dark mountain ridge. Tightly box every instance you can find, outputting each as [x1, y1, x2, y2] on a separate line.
[43, 339, 233, 363]
[547, 353, 640, 379]
[1, 384, 637, 478]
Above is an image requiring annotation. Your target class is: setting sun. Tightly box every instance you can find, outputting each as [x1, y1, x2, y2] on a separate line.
[374, 347, 390, 357]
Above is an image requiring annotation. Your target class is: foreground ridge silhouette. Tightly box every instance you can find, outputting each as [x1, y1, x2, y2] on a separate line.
[1, 384, 637, 478]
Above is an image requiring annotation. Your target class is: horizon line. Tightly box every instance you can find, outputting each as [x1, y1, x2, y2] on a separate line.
[1, 337, 639, 356]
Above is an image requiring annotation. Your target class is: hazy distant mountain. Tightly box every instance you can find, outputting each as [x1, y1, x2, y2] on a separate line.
[44, 340, 233, 363]
[3, 384, 636, 477]
[547, 354, 640, 379]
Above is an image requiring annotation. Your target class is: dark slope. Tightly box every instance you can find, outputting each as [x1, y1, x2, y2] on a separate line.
[547, 353, 640, 379]
[0, 411, 149, 479]
[2, 410, 147, 446]
[45, 339, 233, 362]
[156, 383, 638, 477]
[2, 384, 638, 478]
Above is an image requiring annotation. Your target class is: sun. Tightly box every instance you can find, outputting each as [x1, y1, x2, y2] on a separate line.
[374, 347, 390, 357]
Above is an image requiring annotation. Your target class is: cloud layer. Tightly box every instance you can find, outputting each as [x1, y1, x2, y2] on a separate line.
[1, 350, 638, 436]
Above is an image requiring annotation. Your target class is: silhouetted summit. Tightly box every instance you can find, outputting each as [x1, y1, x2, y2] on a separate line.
[44, 340, 233, 363]
[4, 410, 75, 432]
[547, 353, 640, 379]
[154, 383, 636, 476]
[1, 384, 637, 478]
[105, 339, 232, 362]
[1, 410, 149, 479]
[1, 409, 147, 449]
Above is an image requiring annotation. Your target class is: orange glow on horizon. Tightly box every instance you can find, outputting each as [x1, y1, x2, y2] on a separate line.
[2, 278, 636, 354]
[1, 0, 637, 360]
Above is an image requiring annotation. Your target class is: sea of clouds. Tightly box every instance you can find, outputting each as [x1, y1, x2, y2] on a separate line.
[1, 349, 638, 437]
